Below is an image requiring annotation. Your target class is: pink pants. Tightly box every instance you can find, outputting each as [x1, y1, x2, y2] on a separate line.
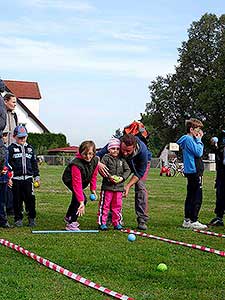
[98, 190, 123, 226]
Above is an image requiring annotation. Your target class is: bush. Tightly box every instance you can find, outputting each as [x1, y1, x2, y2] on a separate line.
[27, 133, 68, 155]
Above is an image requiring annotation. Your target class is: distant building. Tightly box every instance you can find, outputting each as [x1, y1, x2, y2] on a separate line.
[3, 80, 49, 133]
[47, 146, 102, 155]
[48, 146, 79, 155]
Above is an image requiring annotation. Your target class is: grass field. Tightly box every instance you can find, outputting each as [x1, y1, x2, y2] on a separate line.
[0, 166, 224, 300]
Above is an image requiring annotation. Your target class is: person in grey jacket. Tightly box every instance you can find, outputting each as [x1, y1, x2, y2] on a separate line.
[97, 138, 130, 230]
[4, 93, 18, 146]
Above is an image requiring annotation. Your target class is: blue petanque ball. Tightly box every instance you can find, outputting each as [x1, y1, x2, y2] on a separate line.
[128, 233, 136, 242]
[89, 194, 96, 201]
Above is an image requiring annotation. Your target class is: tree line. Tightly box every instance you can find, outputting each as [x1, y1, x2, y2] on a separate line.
[140, 13, 225, 157]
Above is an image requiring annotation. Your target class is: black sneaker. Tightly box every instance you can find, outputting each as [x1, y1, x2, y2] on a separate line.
[208, 217, 224, 226]
[28, 218, 36, 227]
[0, 222, 12, 228]
[15, 219, 23, 227]
[137, 222, 147, 230]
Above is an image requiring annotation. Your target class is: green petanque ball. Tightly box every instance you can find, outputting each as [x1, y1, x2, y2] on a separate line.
[157, 263, 168, 272]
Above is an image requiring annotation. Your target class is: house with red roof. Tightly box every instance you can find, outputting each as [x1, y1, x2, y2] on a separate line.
[3, 80, 49, 134]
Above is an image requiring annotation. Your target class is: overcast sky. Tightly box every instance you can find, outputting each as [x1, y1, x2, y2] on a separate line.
[1, 0, 225, 147]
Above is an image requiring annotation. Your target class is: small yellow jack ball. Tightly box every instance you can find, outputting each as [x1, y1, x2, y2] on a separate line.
[34, 181, 39, 188]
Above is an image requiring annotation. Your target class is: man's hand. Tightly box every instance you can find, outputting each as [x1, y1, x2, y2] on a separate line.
[123, 185, 130, 197]
[98, 161, 110, 177]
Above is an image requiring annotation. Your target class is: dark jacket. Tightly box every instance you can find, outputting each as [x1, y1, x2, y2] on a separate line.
[0, 96, 6, 138]
[97, 137, 149, 179]
[8, 142, 39, 178]
[62, 156, 98, 191]
[0, 145, 12, 183]
[101, 154, 130, 191]
[214, 135, 225, 176]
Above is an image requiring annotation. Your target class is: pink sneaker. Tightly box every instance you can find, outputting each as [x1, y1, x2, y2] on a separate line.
[65, 222, 80, 231]
[64, 216, 71, 224]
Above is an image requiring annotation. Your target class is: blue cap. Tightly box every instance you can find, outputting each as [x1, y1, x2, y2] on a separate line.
[14, 125, 28, 137]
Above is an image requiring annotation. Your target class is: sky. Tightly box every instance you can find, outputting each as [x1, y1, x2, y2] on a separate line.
[1, 0, 225, 147]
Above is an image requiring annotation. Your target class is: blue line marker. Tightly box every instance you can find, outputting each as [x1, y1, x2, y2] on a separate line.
[32, 230, 99, 234]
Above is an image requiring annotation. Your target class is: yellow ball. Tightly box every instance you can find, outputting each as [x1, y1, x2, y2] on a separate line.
[34, 181, 39, 188]
[157, 263, 167, 272]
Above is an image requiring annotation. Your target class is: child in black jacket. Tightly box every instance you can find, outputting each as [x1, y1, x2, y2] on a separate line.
[8, 125, 40, 227]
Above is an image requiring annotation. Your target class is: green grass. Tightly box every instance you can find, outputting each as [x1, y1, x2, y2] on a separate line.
[0, 166, 224, 300]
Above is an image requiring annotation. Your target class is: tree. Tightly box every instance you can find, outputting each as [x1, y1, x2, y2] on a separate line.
[141, 13, 225, 156]
[27, 132, 68, 155]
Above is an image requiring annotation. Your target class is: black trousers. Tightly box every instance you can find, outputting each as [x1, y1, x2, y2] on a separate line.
[214, 172, 225, 218]
[12, 179, 36, 221]
[66, 192, 87, 223]
[6, 187, 14, 213]
[184, 173, 203, 222]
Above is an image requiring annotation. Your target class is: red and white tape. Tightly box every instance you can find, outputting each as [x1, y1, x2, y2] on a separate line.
[121, 229, 225, 257]
[0, 239, 134, 300]
[193, 229, 225, 238]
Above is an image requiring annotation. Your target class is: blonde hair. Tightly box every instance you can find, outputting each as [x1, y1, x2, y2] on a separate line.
[185, 118, 203, 133]
[79, 140, 96, 155]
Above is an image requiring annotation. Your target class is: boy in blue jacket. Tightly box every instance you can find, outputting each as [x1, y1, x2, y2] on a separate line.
[177, 118, 207, 230]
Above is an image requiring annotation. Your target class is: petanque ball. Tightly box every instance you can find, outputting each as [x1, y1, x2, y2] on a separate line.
[90, 194, 96, 201]
[157, 263, 168, 272]
[34, 181, 39, 188]
[128, 233, 136, 242]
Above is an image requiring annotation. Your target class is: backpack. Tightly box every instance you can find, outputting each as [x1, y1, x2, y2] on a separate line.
[123, 121, 149, 145]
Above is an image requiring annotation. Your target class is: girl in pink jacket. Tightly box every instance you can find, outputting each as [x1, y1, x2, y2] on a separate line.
[63, 141, 98, 231]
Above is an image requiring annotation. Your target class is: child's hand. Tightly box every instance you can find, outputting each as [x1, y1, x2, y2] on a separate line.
[1, 166, 8, 175]
[34, 176, 40, 187]
[193, 128, 203, 139]
[109, 175, 123, 184]
[8, 178, 13, 187]
[77, 202, 85, 216]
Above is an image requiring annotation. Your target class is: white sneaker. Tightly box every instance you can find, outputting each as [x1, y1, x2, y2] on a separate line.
[190, 221, 207, 230]
[182, 219, 191, 228]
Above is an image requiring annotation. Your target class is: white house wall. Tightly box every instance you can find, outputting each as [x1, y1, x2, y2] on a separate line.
[15, 104, 44, 134]
[19, 98, 40, 117]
